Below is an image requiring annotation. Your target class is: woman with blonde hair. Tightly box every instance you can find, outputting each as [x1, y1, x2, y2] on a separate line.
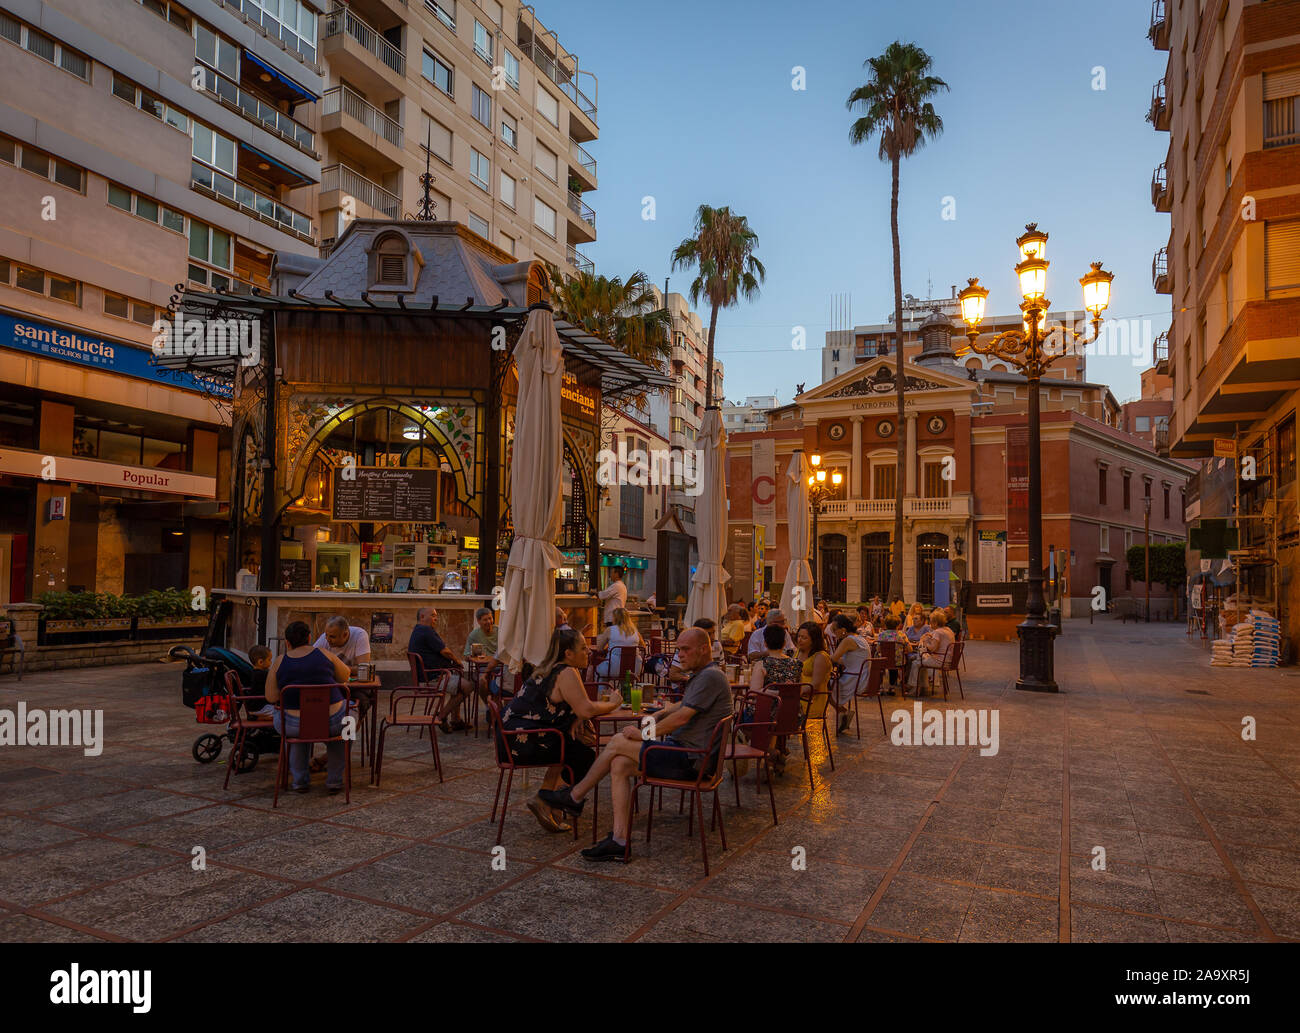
[595, 606, 644, 679]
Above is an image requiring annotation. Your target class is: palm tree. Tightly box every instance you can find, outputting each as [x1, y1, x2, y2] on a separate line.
[547, 267, 673, 372]
[847, 41, 947, 604]
[669, 206, 766, 409]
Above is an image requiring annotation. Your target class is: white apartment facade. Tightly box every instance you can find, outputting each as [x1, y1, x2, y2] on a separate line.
[721, 394, 780, 434]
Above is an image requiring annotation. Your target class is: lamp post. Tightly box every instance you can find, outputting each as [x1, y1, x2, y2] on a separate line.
[1144, 494, 1152, 622]
[807, 454, 843, 600]
[958, 224, 1113, 692]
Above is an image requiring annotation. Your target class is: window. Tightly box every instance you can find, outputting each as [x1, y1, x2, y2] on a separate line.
[0, 12, 91, 81]
[468, 212, 489, 238]
[1163, 485, 1171, 520]
[1097, 465, 1107, 504]
[1, 135, 85, 192]
[536, 86, 558, 126]
[426, 0, 456, 30]
[472, 85, 491, 129]
[500, 111, 517, 149]
[1125, 529, 1133, 552]
[499, 170, 515, 209]
[922, 460, 950, 499]
[534, 198, 556, 237]
[534, 143, 557, 182]
[1265, 221, 1300, 297]
[473, 21, 493, 64]
[240, 0, 316, 62]
[422, 49, 453, 97]
[422, 113, 453, 165]
[620, 480, 644, 539]
[1100, 525, 1110, 553]
[14, 263, 43, 294]
[468, 148, 490, 191]
[503, 50, 519, 90]
[872, 463, 896, 501]
[498, 231, 515, 256]
[1263, 69, 1299, 148]
[1278, 414, 1296, 488]
[107, 183, 185, 232]
[104, 291, 155, 324]
[194, 23, 239, 80]
[192, 121, 236, 175]
[1122, 472, 1131, 510]
[1135, 416, 1150, 433]
[188, 220, 232, 270]
[7, 260, 79, 304]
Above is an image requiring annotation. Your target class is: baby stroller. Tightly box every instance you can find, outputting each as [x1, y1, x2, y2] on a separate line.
[174, 643, 280, 772]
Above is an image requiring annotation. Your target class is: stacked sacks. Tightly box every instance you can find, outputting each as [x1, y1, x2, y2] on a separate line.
[1210, 637, 1236, 666]
[1232, 622, 1255, 667]
[1250, 611, 1280, 668]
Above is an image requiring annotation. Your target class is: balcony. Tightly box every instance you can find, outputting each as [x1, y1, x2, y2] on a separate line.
[1154, 330, 1169, 373]
[322, 4, 406, 96]
[190, 160, 315, 242]
[1151, 161, 1170, 211]
[566, 243, 593, 276]
[566, 190, 596, 242]
[818, 496, 971, 520]
[569, 139, 597, 189]
[906, 496, 969, 518]
[321, 85, 404, 166]
[517, 12, 598, 133]
[1152, 246, 1171, 294]
[1148, 0, 1169, 50]
[1154, 425, 1170, 456]
[321, 163, 401, 219]
[194, 64, 315, 157]
[1147, 78, 1169, 131]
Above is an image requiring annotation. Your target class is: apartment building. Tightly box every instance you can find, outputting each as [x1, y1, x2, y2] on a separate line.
[308, 0, 598, 275]
[594, 406, 668, 598]
[0, 0, 324, 600]
[1147, 0, 1299, 641]
[721, 394, 780, 434]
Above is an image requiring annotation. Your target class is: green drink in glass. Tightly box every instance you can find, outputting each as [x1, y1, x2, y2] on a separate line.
[629, 686, 643, 713]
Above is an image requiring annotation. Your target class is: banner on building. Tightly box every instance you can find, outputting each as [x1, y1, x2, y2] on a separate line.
[753, 523, 766, 600]
[1006, 425, 1029, 544]
[751, 438, 776, 545]
[977, 530, 1007, 581]
[727, 524, 753, 603]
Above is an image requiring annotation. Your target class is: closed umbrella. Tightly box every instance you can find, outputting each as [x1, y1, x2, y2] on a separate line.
[496, 304, 565, 673]
[684, 408, 730, 627]
[779, 451, 812, 626]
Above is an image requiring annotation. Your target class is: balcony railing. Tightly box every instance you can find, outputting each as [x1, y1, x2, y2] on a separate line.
[567, 190, 595, 230]
[1154, 329, 1169, 368]
[570, 139, 596, 178]
[322, 85, 403, 149]
[517, 31, 597, 122]
[821, 500, 894, 519]
[1151, 161, 1169, 211]
[194, 64, 315, 155]
[1148, 0, 1169, 49]
[321, 163, 401, 219]
[1147, 78, 1169, 130]
[566, 243, 593, 275]
[1154, 426, 1170, 454]
[1152, 246, 1171, 294]
[323, 4, 405, 78]
[190, 160, 314, 240]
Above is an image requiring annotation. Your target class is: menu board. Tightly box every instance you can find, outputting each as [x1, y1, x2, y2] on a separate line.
[278, 559, 312, 592]
[332, 467, 438, 523]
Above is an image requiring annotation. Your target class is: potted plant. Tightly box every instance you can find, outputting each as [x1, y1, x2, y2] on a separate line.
[135, 588, 209, 639]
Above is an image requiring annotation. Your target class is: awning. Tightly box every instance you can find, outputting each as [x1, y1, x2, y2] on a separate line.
[601, 553, 649, 570]
[242, 50, 318, 103]
[239, 141, 314, 188]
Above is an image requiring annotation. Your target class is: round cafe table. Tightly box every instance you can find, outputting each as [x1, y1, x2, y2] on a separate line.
[345, 676, 382, 769]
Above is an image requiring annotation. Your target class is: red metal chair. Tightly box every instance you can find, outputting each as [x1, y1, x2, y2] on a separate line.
[851, 656, 891, 737]
[409, 651, 474, 734]
[631, 713, 734, 875]
[726, 692, 778, 825]
[372, 684, 444, 788]
[937, 642, 965, 700]
[222, 669, 272, 790]
[767, 682, 833, 784]
[272, 683, 351, 807]
[486, 700, 579, 846]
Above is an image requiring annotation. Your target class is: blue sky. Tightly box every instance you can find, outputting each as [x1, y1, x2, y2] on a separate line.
[542, 0, 1170, 404]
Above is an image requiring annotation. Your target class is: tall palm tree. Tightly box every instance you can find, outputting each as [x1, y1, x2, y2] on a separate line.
[847, 41, 947, 604]
[669, 206, 766, 409]
[548, 267, 673, 373]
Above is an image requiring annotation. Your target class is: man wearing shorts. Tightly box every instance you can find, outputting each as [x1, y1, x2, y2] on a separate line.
[539, 627, 732, 862]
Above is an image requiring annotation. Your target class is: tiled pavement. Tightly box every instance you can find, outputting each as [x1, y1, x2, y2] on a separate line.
[1, 620, 1298, 942]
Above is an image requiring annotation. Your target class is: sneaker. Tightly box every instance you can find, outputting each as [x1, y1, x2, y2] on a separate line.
[538, 786, 585, 817]
[293, 783, 310, 793]
[580, 834, 629, 863]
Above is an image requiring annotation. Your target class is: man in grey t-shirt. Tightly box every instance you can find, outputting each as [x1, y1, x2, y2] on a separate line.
[539, 627, 731, 863]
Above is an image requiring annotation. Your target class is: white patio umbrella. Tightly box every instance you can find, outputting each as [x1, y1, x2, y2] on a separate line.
[496, 305, 565, 673]
[684, 407, 730, 627]
[779, 451, 812, 626]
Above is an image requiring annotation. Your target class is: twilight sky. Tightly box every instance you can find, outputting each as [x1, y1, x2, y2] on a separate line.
[540, 0, 1170, 404]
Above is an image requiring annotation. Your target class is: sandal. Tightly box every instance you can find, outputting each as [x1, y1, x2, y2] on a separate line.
[309, 756, 327, 773]
[527, 796, 572, 833]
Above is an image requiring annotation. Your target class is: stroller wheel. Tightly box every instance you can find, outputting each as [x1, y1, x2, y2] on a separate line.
[193, 734, 223, 764]
[235, 746, 259, 773]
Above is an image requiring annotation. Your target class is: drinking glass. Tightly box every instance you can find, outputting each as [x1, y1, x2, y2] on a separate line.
[629, 686, 643, 713]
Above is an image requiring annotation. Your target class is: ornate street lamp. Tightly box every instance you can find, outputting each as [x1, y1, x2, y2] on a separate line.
[807, 454, 843, 599]
[957, 225, 1113, 692]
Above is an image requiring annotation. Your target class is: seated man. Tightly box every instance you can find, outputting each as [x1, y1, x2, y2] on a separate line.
[745, 608, 794, 661]
[464, 606, 503, 696]
[311, 616, 373, 770]
[540, 628, 733, 862]
[408, 606, 469, 732]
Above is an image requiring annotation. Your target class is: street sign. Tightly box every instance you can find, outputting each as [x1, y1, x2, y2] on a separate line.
[1213, 437, 1235, 458]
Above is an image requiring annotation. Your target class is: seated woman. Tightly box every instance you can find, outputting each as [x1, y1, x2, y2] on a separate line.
[907, 610, 957, 692]
[747, 623, 804, 694]
[903, 609, 931, 647]
[719, 605, 748, 655]
[500, 627, 623, 833]
[594, 607, 645, 680]
[264, 620, 353, 794]
[829, 613, 874, 733]
[796, 621, 833, 737]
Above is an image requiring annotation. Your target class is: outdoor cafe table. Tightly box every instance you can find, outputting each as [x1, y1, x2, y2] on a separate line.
[345, 676, 382, 768]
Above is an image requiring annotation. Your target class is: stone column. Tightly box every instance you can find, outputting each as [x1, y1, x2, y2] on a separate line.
[851, 417, 863, 499]
[34, 400, 74, 594]
[905, 413, 918, 496]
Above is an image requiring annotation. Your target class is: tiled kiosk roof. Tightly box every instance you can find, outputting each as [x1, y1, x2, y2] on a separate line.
[165, 220, 671, 397]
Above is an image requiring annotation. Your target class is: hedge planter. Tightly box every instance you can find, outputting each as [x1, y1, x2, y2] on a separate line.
[39, 618, 134, 646]
[136, 615, 210, 640]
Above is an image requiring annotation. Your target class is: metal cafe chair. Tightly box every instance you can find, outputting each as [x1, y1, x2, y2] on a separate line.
[222, 668, 273, 790]
[851, 656, 891, 737]
[726, 691, 778, 826]
[272, 684, 352, 807]
[486, 700, 580, 846]
[372, 684, 444, 788]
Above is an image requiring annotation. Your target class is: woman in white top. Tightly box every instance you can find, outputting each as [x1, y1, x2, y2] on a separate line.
[595, 607, 645, 679]
[829, 614, 873, 731]
[907, 610, 956, 691]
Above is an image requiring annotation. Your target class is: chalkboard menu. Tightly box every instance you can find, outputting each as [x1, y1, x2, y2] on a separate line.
[332, 467, 438, 523]
[278, 559, 312, 592]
